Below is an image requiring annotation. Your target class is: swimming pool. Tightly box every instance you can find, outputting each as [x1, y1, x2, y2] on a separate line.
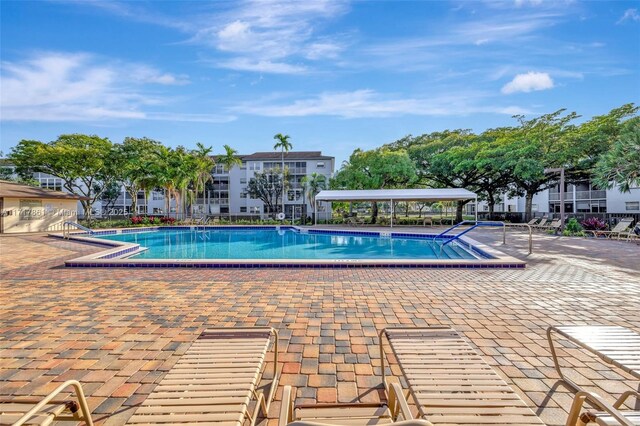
[59, 226, 525, 268]
[95, 228, 477, 260]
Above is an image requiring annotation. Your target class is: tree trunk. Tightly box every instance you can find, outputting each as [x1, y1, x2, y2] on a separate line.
[371, 202, 378, 224]
[128, 189, 138, 217]
[525, 193, 534, 222]
[487, 193, 495, 221]
[455, 201, 464, 223]
[81, 200, 92, 225]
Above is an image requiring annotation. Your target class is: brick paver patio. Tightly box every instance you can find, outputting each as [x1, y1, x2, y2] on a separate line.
[1, 229, 638, 426]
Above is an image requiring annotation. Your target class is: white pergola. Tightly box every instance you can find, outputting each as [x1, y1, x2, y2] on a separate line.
[314, 188, 478, 227]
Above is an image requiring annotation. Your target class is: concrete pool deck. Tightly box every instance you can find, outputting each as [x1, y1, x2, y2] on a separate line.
[0, 227, 638, 426]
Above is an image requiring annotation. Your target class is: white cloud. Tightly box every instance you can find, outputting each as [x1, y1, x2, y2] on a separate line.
[230, 89, 530, 118]
[0, 52, 232, 123]
[217, 58, 307, 74]
[192, 0, 348, 73]
[617, 8, 640, 24]
[501, 72, 554, 94]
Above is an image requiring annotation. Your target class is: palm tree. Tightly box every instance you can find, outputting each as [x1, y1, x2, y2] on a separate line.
[273, 133, 292, 216]
[304, 172, 327, 224]
[192, 143, 215, 218]
[218, 145, 243, 220]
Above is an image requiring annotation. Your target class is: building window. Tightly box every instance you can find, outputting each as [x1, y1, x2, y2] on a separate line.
[531, 204, 538, 212]
[240, 207, 247, 213]
[152, 191, 164, 201]
[240, 191, 247, 199]
[153, 208, 163, 214]
[577, 202, 590, 213]
[317, 161, 325, 168]
[626, 201, 640, 211]
[240, 178, 247, 184]
[40, 178, 63, 192]
[241, 162, 247, 170]
[250, 206, 260, 214]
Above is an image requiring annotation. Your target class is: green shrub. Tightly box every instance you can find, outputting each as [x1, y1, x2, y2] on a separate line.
[565, 218, 582, 233]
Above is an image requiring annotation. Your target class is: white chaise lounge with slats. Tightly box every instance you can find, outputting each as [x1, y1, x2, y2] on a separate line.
[127, 327, 279, 426]
[380, 326, 544, 426]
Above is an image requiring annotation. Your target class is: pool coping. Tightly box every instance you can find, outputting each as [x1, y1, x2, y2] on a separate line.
[52, 225, 526, 269]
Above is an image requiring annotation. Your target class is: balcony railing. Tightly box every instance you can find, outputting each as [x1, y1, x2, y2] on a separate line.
[549, 190, 607, 201]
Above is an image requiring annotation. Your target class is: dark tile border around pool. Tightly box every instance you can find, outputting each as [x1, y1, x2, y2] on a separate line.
[53, 225, 525, 269]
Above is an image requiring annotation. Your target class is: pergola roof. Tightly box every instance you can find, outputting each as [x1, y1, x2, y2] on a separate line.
[315, 188, 477, 202]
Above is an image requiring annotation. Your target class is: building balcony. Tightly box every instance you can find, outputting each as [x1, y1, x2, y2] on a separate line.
[549, 191, 607, 201]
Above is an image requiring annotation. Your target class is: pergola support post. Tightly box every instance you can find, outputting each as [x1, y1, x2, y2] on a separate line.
[390, 199, 394, 228]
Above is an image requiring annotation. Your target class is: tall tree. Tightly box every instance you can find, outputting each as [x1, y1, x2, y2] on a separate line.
[114, 137, 163, 215]
[497, 110, 579, 221]
[9, 134, 117, 224]
[302, 172, 327, 223]
[408, 130, 485, 222]
[273, 133, 292, 215]
[191, 142, 215, 217]
[246, 168, 286, 218]
[593, 116, 640, 192]
[332, 148, 416, 223]
[217, 144, 242, 218]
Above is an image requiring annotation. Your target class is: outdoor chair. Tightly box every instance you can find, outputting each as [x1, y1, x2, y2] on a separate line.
[379, 327, 544, 426]
[346, 216, 365, 227]
[547, 325, 640, 425]
[532, 218, 550, 230]
[279, 383, 430, 426]
[512, 218, 541, 228]
[422, 217, 433, 227]
[547, 326, 639, 393]
[617, 223, 639, 242]
[0, 380, 94, 426]
[539, 218, 562, 232]
[584, 218, 634, 239]
[564, 390, 640, 426]
[126, 327, 280, 426]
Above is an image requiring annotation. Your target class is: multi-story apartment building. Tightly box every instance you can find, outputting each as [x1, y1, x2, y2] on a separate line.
[205, 151, 334, 220]
[474, 179, 640, 219]
[2, 151, 335, 221]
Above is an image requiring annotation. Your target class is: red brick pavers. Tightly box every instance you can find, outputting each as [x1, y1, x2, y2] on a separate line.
[0, 230, 639, 426]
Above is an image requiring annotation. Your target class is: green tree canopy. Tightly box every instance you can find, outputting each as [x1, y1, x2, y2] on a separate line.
[9, 134, 116, 223]
[331, 148, 415, 222]
[114, 137, 164, 215]
[247, 168, 287, 217]
[593, 117, 640, 192]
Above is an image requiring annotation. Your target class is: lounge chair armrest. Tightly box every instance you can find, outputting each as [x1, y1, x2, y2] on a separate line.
[614, 390, 640, 409]
[279, 385, 295, 426]
[389, 382, 414, 421]
[13, 380, 93, 426]
[565, 391, 635, 426]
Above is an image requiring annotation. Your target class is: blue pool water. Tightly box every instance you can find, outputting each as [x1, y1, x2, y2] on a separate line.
[95, 228, 481, 260]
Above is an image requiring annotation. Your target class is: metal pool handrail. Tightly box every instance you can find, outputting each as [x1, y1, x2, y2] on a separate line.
[435, 220, 533, 254]
[436, 220, 506, 245]
[62, 221, 95, 239]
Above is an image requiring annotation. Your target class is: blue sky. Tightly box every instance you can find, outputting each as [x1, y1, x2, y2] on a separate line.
[1, 0, 639, 165]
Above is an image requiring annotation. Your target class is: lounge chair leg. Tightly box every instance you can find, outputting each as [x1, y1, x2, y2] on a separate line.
[379, 329, 389, 392]
[566, 392, 587, 426]
[547, 327, 580, 392]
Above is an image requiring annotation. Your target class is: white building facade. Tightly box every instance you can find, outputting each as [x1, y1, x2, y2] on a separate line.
[205, 151, 334, 220]
[474, 179, 640, 221]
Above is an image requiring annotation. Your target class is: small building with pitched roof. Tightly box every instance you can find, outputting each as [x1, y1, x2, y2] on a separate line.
[0, 180, 83, 233]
